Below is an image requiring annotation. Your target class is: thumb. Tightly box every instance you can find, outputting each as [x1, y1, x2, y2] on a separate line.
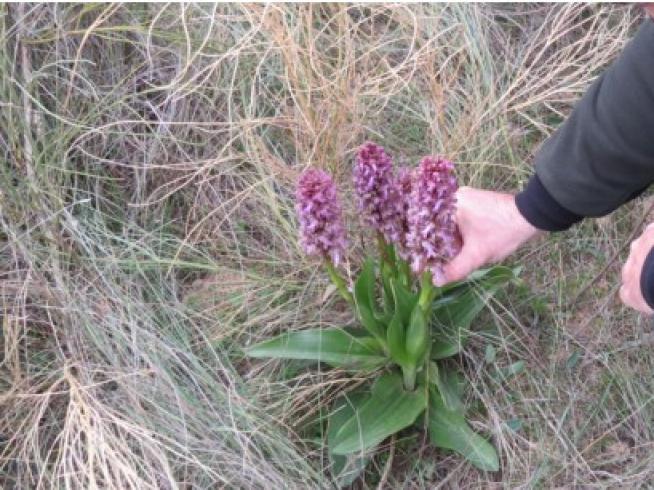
[439, 246, 483, 286]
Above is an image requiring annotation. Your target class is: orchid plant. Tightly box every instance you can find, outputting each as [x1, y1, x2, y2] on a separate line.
[246, 142, 517, 482]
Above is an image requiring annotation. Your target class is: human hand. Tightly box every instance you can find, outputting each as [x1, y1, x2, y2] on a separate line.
[620, 224, 654, 314]
[440, 187, 541, 285]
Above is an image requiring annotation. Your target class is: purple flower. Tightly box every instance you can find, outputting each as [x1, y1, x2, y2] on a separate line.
[406, 156, 461, 285]
[296, 169, 348, 266]
[353, 142, 403, 243]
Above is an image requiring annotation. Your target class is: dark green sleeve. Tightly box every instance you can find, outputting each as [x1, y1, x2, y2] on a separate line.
[516, 19, 654, 230]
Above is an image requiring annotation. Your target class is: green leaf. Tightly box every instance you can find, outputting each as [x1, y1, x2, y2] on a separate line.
[396, 257, 412, 287]
[380, 262, 395, 315]
[429, 363, 464, 412]
[386, 312, 409, 367]
[328, 393, 371, 487]
[245, 328, 386, 370]
[431, 266, 516, 360]
[357, 303, 385, 342]
[355, 258, 377, 310]
[385, 242, 398, 266]
[391, 278, 418, 325]
[428, 388, 499, 471]
[431, 338, 464, 360]
[405, 303, 429, 365]
[437, 266, 519, 296]
[331, 372, 427, 454]
[354, 258, 385, 341]
[433, 266, 515, 330]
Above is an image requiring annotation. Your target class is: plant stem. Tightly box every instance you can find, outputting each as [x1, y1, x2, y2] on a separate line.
[398, 258, 411, 287]
[325, 261, 353, 304]
[402, 364, 416, 391]
[418, 270, 434, 313]
[376, 232, 398, 273]
[376, 232, 388, 262]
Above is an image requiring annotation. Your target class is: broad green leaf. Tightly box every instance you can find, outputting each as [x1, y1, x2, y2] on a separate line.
[405, 303, 428, 365]
[386, 312, 409, 366]
[436, 266, 518, 296]
[245, 328, 386, 370]
[354, 257, 377, 309]
[428, 388, 499, 471]
[331, 372, 427, 454]
[433, 266, 515, 331]
[429, 363, 464, 412]
[431, 337, 463, 360]
[357, 302, 385, 343]
[328, 393, 371, 487]
[380, 262, 395, 315]
[391, 278, 418, 325]
[431, 266, 516, 360]
[354, 258, 385, 341]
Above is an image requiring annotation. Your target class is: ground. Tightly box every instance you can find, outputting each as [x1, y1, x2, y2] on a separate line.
[2, 3, 654, 488]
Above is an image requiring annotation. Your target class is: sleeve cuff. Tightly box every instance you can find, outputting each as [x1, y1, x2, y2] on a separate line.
[515, 174, 584, 232]
[640, 246, 654, 310]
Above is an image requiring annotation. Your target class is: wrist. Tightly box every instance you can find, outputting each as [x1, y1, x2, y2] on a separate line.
[515, 174, 583, 232]
[508, 194, 542, 248]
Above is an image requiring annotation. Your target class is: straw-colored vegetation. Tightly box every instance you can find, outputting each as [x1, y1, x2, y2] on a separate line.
[2, 3, 653, 488]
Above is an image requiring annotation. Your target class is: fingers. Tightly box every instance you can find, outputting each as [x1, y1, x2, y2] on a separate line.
[440, 248, 485, 285]
[619, 230, 654, 314]
[619, 242, 639, 308]
[620, 242, 637, 303]
[441, 188, 484, 284]
[454, 187, 472, 227]
[441, 187, 538, 286]
[619, 280, 644, 313]
[619, 284, 629, 306]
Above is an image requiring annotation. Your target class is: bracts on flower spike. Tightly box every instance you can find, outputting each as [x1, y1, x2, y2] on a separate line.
[406, 156, 461, 290]
[354, 142, 405, 246]
[296, 169, 352, 303]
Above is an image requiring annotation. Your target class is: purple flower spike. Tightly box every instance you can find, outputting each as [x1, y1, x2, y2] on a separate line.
[406, 156, 461, 285]
[354, 142, 403, 243]
[296, 169, 348, 266]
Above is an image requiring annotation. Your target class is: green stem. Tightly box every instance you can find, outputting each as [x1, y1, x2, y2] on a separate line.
[399, 259, 411, 287]
[325, 261, 353, 304]
[402, 364, 416, 391]
[376, 232, 389, 263]
[418, 270, 434, 313]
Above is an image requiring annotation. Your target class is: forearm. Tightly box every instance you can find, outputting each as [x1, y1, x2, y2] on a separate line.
[516, 19, 654, 232]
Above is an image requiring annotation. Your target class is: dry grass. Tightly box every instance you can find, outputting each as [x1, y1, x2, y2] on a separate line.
[1, 3, 653, 488]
